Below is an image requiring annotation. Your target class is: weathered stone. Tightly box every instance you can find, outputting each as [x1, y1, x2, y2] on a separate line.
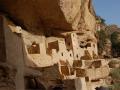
[0, 63, 16, 90]
[0, 0, 110, 90]
[0, 0, 96, 32]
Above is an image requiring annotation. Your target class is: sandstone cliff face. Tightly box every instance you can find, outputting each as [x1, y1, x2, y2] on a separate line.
[0, 1, 111, 90]
[0, 0, 96, 32]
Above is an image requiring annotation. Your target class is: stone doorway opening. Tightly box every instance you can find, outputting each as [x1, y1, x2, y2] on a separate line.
[53, 87, 63, 90]
[95, 86, 109, 90]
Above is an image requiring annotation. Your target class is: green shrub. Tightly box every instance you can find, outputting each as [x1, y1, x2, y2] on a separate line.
[111, 32, 120, 57]
[110, 68, 120, 90]
[97, 30, 108, 55]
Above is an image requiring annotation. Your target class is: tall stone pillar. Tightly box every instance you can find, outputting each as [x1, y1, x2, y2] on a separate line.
[3, 16, 25, 90]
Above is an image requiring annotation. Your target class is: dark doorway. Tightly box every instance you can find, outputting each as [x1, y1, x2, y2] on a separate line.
[53, 87, 63, 90]
[95, 86, 109, 90]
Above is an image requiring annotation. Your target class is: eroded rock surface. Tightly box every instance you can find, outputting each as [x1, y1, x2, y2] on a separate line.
[0, 1, 110, 90]
[0, 63, 16, 90]
[0, 0, 96, 32]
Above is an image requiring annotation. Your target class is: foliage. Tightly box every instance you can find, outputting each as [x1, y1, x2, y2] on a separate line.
[97, 30, 108, 55]
[100, 18, 105, 24]
[110, 68, 120, 79]
[110, 68, 120, 90]
[111, 32, 120, 57]
[111, 32, 120, 48]
[96, 16, 106, 24]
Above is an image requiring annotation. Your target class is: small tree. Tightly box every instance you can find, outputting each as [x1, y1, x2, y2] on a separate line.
[96, 16, 106, 24]
[111, 32, 120, 57]
[97, 30, 108, 56]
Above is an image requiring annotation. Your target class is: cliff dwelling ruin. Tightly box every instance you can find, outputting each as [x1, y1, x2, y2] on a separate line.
[0, 0, 110, 90]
